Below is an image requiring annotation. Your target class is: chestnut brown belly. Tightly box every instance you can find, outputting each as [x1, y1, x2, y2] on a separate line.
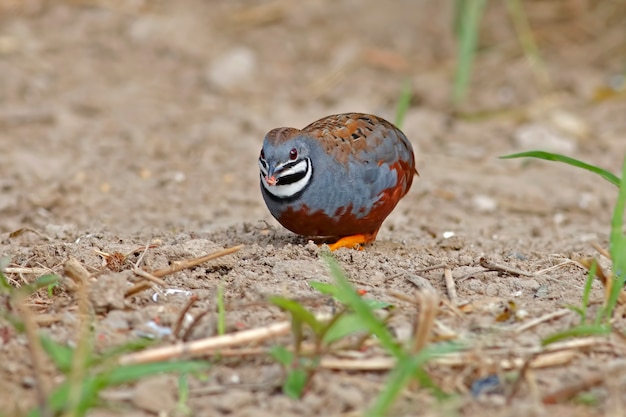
[276, 189, 403, 238]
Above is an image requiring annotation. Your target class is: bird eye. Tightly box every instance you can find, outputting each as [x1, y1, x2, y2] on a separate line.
[289, 148, 297, 160]
[260, 149, 265, 159]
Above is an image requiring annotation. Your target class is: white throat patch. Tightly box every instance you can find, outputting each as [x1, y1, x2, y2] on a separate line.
[260, 158, 312, 199]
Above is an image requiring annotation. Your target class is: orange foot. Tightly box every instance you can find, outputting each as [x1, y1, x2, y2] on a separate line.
[327, 230, 379, 251]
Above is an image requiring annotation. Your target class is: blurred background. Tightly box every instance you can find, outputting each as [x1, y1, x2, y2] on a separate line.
[1, 4, 626, 414]
[0, 0, 624, 237]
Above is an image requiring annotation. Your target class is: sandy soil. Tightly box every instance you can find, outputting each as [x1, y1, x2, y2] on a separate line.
[1, 1, 626, 416]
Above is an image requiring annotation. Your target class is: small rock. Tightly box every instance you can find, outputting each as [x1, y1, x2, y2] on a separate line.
[211, 389, 255, 413]
[513, 123, 577, 154]
[100, 310, 129, 331]
[89, 271, 131, 312]
[438, 235, 465, 251]
[485, 283, 499, 297]
[464, 279, 485, 294]
[472, 195, 498, 213]
[405, 274, 435, 292]
[207, 47, 257, 90]
[335, 382, 366, 411]
[132, 375, 177, 414]
[549, 109, 589, 139]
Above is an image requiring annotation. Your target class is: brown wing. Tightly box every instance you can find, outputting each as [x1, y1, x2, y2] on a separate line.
[302, 113, 414, 169]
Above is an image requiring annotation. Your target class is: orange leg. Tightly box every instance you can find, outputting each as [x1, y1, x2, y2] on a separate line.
[327, 230, 379, 251]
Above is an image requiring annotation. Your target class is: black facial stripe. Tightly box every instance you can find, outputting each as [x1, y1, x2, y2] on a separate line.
[279, 158, 305, 172]
[277, 171, 306, 185]
[259, 158, 268, 170]
[276, 158, 308, 182]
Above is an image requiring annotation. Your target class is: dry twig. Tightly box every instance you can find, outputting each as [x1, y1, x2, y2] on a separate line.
[412, 289, 439, 353]
[120, 319, 292, 365]
[151, 245, 244, 279]
[479, 257, 533, 277]
[443, 268, 458, 305]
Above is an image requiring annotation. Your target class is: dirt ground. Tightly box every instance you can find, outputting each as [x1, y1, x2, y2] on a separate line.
[1, 1, 626, 416]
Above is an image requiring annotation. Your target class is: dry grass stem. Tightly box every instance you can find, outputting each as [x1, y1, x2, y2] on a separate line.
[320, 357, 395, 371]
[579, 257, 626, 305]
[479, 257, 533, 277]
[132, 268, 167, 287]
[64, 258, 90, 285]
[123, 245, 243, 297]
[415, 264, 449, 274]
[173, 294, 198, 339]
[8, 227, 52, 241]
[412, 289, 439, 353]
[150, 245, 244, 279]
[542, 373, 604, 404]
[182, 310, 211, 341]
[532, 259, 581, 276]
[591, 242, 611, 259]
[4, 267, 53, 276]
[15, 297, 51, 416]
[443, 268, 458, 305]
[120, 320, 292, 365]
[514, 309, 571, 333]
[64, 258, 94, 417]
[124, 281, 153, 298]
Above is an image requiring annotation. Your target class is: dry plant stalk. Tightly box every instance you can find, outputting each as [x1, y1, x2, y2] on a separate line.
[124, 245, 244, 297]
[412, 289, 439, 353]
[479, 256, 533, 277]
[443, 268, 458, 305]
[119, 312, 334, 365]
[173, 294, 198, 339]
[64, 258, 94, 417]
[15, 297, 51, 414]
[119, 320, 292, 365]
[579, 257, 626, 305]
[150, 245, 244, 278]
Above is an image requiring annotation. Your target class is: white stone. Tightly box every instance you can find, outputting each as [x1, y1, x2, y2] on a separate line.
[207, 47, 257, 90]
[513, 123, 577, 154]
[472, 194, 498, 213]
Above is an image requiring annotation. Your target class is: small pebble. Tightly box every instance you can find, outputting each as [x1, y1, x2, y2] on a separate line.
[207, 47, 257, 90]
[513, 123, 577, 154]
[472, 195, 498, 213]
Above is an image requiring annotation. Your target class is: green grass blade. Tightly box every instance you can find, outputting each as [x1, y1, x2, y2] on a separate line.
[453, 0, 467, 39]
[604, 157, 626, 318]
[308, 281, 338, 297]
[270, 296, 324, 335]
[505, 0, 551, 90]
[581, 260, 597, 323]
[394, 79, 412, 129]
[33, 361, 209, 417]
[501, 151, 621, 187]
[0, 257, 12, 293]
[269, 345, 293, 366]
[39, 336, 75, 373]
[309, 281, 392, 310]
[366, 345, 454, 417]
[323, 254, 402, 358]
[453, 0, 486, 104]
[542, 324, 611, 346]
[103, 360, 210, 385]
[609, 157, 626, 261]
[177, 373, 191, 416]
[283, 368, 308, 399]
[322, 314, 369, 344]
[93, 338, 155, 365]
